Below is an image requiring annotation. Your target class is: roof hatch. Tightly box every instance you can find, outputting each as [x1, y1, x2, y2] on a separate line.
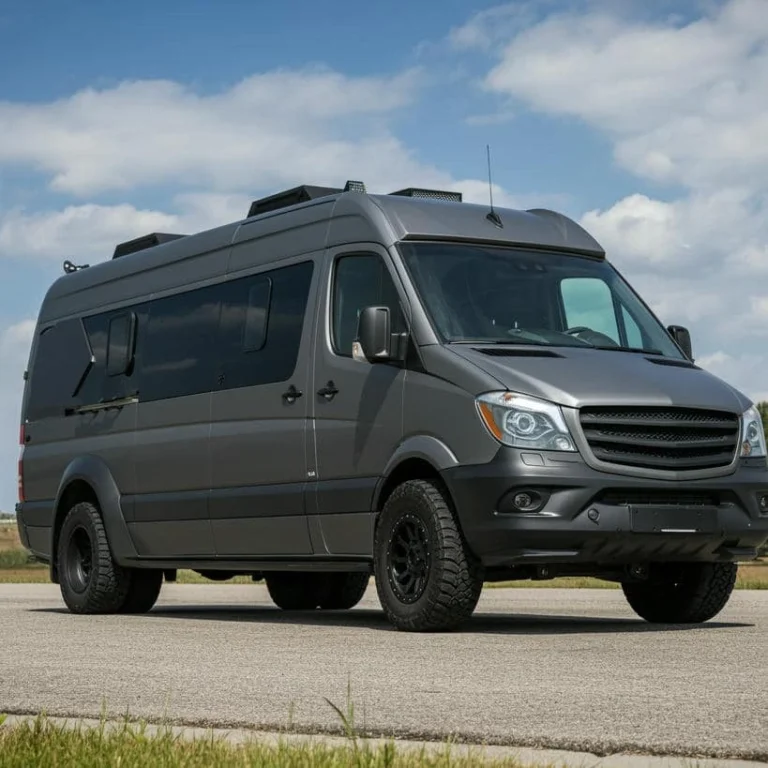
[112, 232, 185, 259]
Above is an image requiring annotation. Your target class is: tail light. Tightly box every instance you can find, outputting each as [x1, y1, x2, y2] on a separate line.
[17, 424, 25, 504]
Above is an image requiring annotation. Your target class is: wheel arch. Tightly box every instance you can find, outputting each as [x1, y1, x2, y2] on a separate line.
[50, 456, 138, 583]
[373, 436, 462, 525]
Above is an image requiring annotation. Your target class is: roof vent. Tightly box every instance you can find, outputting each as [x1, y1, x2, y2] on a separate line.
[247, 184, 342, 218]
[246, 180, 366, 218]
[112, 232, 185, 259]
[343, 180, 366, 193]
[390, 187, 462, 202]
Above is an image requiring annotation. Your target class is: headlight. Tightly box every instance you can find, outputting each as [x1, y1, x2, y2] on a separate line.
[476, 392, 576, 451]
[741, 405, 766, 458]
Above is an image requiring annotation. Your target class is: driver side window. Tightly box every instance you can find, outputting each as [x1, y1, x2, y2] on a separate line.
[560, 277, 620, 343]
[332, 254, 405, 357]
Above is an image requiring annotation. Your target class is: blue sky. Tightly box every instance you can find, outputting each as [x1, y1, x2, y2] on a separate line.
[1, 0, 767, 510]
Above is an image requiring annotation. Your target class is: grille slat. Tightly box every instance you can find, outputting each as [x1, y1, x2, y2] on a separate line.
[579, 406, 739, 472]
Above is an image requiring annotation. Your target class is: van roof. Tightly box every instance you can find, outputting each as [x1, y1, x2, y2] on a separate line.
[39, 185, 605, 322]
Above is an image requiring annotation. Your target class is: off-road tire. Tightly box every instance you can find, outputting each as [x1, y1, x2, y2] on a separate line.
[57, 501, 131, 614]
[374, 479, 483, 632]
[622, 562, 737, 623]
[265, 572, 319, 610]
[316, 572, 370, 610]
[120, 569, 163, 614]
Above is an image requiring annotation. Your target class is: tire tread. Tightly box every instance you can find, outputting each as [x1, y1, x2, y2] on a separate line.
[58, 501, 131, 614]
[374, 479, 483, 632]
[622, 562, 737, 623]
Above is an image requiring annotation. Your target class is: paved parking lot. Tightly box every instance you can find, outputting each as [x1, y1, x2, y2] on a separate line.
[1, 584, 766, 760]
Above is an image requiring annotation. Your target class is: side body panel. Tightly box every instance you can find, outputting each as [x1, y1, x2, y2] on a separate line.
[309, 243, 407, 556]
[128, 273, 228, 557]
[207, 242, 323, 556]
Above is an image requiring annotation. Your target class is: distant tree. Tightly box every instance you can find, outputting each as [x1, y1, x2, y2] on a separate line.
[757, 402, 768, 446]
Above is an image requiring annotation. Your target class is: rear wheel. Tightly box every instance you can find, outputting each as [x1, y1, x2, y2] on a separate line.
[57, 501, 131, 614]
[374, 479, 483, 632]
[315, 572, 370, 610]
[265, 571, 370, 611]
[622, 562, 737, 623]
[265, 572, 319, 610]
[120, 569, 163, 614]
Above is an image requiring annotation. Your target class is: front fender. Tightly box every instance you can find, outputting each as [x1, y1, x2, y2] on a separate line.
[372, 435, 460, 511]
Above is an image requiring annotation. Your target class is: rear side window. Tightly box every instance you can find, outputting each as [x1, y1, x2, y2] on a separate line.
[25, 320, 93, 421]
[332, 254, 405, 356]
[106, 312, 136, 377]
[140, 284, 222, 402]
[216, 260, 314, 390]
[243, 278, 272, 352]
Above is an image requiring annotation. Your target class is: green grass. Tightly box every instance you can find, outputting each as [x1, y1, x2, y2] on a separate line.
[0, 549, 39, 569]
[0, 715, 530, 768]
[1, 532, 767, 590]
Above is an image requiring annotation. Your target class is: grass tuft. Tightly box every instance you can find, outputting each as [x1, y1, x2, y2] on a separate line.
[0, 714, 530, 768]
[0, 549, 39, 569]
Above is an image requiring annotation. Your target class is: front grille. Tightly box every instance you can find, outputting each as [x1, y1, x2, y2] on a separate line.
[579, 406, 740, 472]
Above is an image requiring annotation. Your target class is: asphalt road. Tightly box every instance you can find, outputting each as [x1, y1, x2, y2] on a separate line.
[1, 583, 766, 760]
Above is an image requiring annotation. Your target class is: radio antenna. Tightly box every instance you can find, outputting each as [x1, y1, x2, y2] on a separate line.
[485, 144, 503, 228]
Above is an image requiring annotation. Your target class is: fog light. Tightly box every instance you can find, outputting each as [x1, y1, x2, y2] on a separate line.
[509, 489, 545, 513]
[498, 488, 550, 514]
[514, 492, 533, 509]
[758, 494, 768, 513]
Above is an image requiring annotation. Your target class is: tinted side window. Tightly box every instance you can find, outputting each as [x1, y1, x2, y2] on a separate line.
[140, 284, 222, 402]
[106, 312, 136, 377]
[622, 306, 644, 348]
[25, 319, 93, 421]
[560, 277, 620, 343]
[217, 261, 313, 389]
[243, 278, 271, 352]
[332, 255, 405, 356]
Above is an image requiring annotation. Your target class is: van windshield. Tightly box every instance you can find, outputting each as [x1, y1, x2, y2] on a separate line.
[397, 242, 684, 358]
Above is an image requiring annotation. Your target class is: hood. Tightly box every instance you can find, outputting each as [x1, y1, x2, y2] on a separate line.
[446, 345, 751, 413]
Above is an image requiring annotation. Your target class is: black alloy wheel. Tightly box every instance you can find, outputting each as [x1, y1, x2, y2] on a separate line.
[387, 513, 431, 604]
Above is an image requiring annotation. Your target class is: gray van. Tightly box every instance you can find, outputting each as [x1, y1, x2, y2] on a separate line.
[15, 181, 768, 631]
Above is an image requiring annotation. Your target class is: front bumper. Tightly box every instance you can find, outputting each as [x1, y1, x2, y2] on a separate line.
[440, 449, 768, 568]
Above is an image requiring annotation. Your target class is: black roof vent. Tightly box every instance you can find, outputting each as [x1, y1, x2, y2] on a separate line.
[390, 187, 462, 203]
[246, 180, 366, 218]
[247, 184, 341, 218]
[112, 232, 185, 260]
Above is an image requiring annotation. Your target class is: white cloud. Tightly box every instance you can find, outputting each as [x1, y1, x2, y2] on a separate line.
[481, 0, 768, 191]
[0, 194, 258, 265]
[0, 68, 456, 197]
[0, 204, 179, 263]
[462, 0, 768, 400]
[696, 351, 768, 405]
[0, 320, 35, 513]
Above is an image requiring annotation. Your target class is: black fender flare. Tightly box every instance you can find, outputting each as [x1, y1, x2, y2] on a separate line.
[50, 455, 138, 580]
[372, 435, 460, 512]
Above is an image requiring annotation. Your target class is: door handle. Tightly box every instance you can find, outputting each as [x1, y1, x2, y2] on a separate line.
[317, 381, 339, 401]
[282, 385, 303, 404]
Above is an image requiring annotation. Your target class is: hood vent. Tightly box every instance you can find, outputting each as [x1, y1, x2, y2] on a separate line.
[645, 356, 697, 369]
[474, 347, 562, 358]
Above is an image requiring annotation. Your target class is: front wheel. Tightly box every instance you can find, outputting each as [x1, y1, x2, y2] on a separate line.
[374, 479, 483, 632]
[622, 562, 737, 623]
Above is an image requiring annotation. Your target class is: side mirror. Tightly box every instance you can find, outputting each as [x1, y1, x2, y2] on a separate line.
[667, 325, 693, 360]
[354, 306, 399, 363]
